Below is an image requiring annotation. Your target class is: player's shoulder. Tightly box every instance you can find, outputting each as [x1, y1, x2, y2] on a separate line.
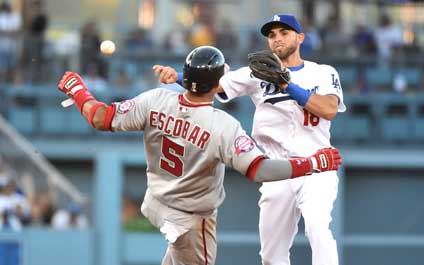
[135, 87, 178, 100]
[127, 87, 179, 108]
[211, 107, 237, 121]
[238, 66, 252, 74]
[224, 66, 250, 77]
[305, 60, 338, 74]
[211, 108, 241, 128]
[149, 87, 179, 96]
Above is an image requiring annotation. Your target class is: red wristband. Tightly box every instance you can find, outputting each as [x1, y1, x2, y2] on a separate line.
[73, 89, 95, 113]
[289, 158, 312, 178]
[88, 102, 106, 128]
[103, 104, 116, 131]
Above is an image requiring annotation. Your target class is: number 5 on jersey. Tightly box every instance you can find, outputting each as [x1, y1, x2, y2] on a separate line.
[160, 136, 184, 177]
[303, 109, 320, 126]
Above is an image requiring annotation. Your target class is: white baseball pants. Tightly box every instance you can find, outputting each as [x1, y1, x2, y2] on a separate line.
[141, 190, 217, 265]
[258, 171, 339, 265]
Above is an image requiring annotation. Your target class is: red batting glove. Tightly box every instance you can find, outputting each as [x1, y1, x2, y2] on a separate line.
[289, 147, 342, 178]
[58, 71, 86, 96]
[310, 147, 342, 173]
[58, 71, 94, 112]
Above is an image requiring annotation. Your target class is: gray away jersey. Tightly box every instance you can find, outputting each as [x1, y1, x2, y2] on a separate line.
[111, 88, 264, 213]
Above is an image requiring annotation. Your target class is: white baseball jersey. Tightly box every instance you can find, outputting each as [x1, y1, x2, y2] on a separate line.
[111, 88, 265, 213]
[217, 60, 346, 159]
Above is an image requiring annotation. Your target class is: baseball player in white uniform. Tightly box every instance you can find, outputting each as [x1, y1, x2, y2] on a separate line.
[155, 14, 346, 265]
[217, 14, 346, 265]
[57, 46, 342, 265]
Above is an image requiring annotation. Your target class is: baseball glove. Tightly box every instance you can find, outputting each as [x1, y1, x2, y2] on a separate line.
[248, 50, 291, 87]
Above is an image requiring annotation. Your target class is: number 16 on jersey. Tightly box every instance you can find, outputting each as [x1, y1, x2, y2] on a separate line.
[303, 109, 320, 126]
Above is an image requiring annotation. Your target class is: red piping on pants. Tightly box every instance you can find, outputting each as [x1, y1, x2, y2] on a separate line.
[202, 219, 208, 265]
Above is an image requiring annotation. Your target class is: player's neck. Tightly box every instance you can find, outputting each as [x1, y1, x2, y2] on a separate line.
[183, 91, 214, 104]
[281, 53, 303, 68]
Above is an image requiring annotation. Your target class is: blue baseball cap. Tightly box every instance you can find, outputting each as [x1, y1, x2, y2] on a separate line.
[260, 14, 302, 36]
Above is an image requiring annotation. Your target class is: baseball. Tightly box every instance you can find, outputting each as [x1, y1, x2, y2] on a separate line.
[100, 40, 116, 55]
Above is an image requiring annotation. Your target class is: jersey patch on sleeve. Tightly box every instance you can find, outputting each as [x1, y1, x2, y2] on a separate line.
[234, 135, 255, 155]
[117, 99, 135, 114]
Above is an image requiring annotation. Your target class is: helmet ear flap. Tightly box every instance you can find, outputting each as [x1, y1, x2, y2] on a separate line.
[183, 46, 225, 94]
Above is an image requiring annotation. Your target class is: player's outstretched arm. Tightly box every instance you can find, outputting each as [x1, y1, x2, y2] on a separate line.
[152, 65, 179, 84]
[58, 71, 113, 131]
[251, 147, 342, 182]
[153, 64, 230, 92]
[304, 94, 339, 120]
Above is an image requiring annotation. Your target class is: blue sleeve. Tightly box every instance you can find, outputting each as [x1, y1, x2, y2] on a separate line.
[177, 72, 183, 86]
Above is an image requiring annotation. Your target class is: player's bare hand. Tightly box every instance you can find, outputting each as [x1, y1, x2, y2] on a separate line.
[279, 83, 289, 91]
[310, 147, 342, 173]
[152, 65, 178, 84]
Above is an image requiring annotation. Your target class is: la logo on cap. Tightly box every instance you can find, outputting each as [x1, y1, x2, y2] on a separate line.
[273, 15, 280, 21]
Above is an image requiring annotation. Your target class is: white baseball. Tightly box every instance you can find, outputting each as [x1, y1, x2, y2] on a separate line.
[100, 40, 116, 55]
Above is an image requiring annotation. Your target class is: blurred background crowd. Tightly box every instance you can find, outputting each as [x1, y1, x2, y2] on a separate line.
[0, 0, 423, 94]
[0, 152, 151, 231]
[0, 155, 88, 231]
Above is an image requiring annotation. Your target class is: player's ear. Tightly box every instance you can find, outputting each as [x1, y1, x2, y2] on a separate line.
[297, 33, 305, 44]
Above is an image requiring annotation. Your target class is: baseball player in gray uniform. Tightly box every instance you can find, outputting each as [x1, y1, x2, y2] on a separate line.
[57, 46, 342, 265]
